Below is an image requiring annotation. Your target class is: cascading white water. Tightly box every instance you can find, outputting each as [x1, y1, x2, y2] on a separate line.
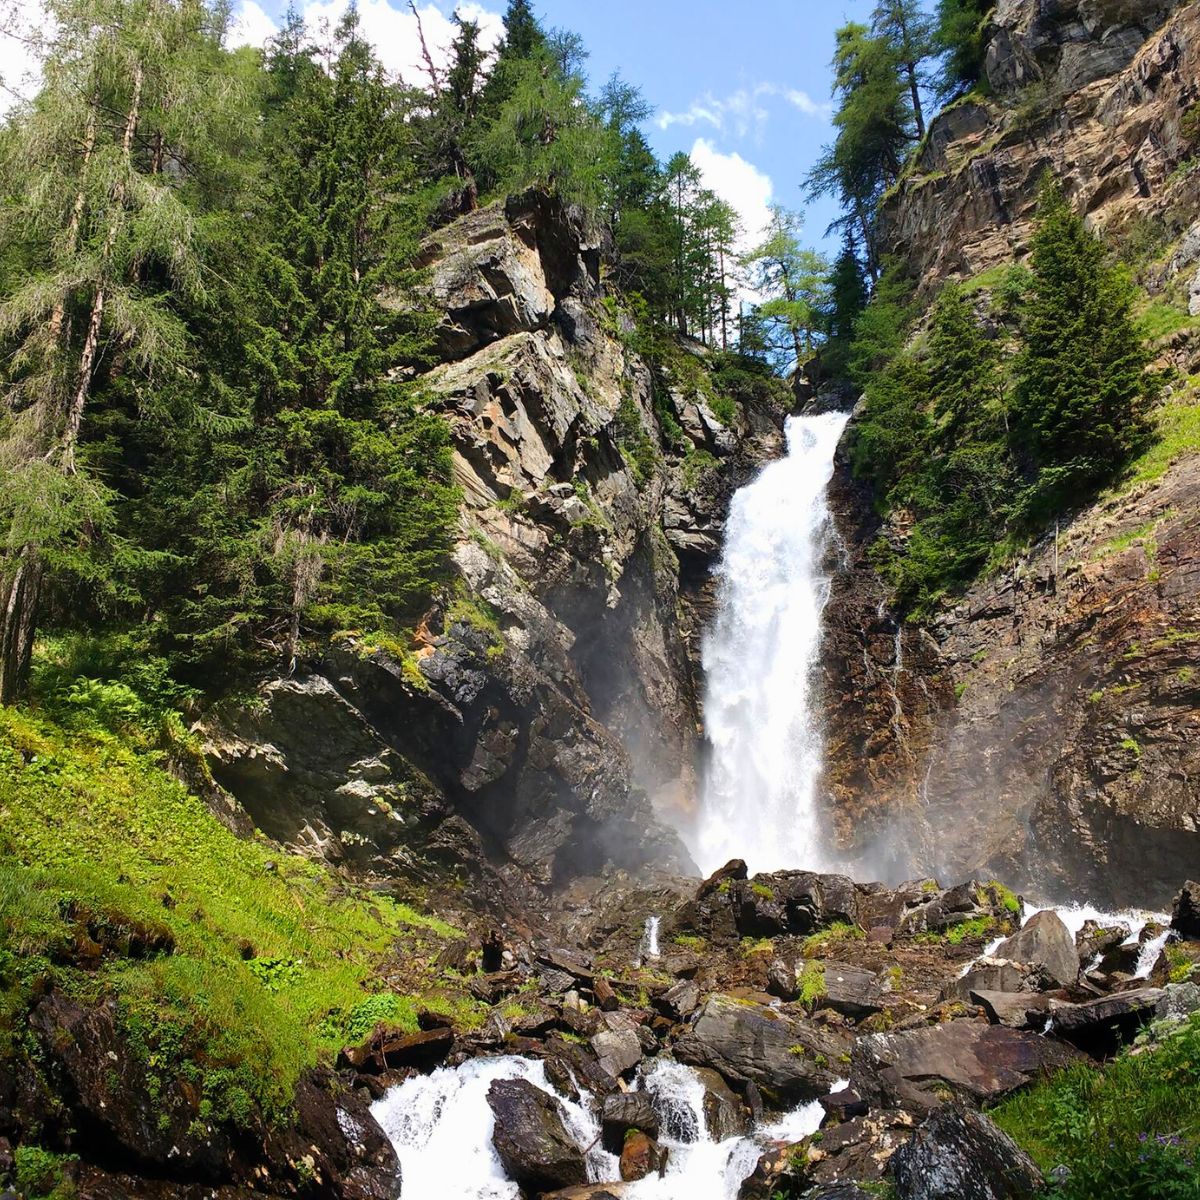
[691, 411, 851, 876]
[370, 1055, 839, 1200]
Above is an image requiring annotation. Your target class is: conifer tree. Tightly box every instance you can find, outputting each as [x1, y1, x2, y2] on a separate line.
[821, 236, 869, 379]
[806, 22, 916, 276]
[933, 0, 992, 99]
[1012, 180, 1155, 511]
[872, 0, 934, 138]
[741, 208, 829, 369]
[0, 0, 248, 703]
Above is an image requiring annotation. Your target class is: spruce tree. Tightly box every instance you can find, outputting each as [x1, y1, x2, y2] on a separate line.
[1012, 180, 1155, 511]
[822, 237, 869, 379]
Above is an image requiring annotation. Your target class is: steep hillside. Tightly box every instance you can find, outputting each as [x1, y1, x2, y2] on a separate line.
[821, 0, 1200, 907]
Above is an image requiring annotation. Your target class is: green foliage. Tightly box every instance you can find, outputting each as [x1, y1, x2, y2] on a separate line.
[0, 704, 460, 1120]
[994, 1015, 1200, 1200]
[802, 921, 866, 958]
[798, 961, 827, 1007]
[13, 1145, 76, 1199]
[851, 183, 1162, 613]
[615, 394, 658, 483]
[1012, 180, 1158, 518]
[933, 0, 992, 100]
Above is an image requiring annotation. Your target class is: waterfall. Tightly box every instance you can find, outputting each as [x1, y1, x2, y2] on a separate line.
[370, 1055, 835, 1199]
[643, 915, 661, 960]
[691, 411, 851, 876]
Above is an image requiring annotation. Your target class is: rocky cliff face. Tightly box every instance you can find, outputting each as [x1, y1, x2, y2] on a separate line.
[203, 193, 782, 894]
[822, 1, 1200, 908]
[883, 0, 1200, 293]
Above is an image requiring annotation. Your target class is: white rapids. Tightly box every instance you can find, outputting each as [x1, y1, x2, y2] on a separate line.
[690, 411, 850, 876]
[370, 1055, 841, 1200]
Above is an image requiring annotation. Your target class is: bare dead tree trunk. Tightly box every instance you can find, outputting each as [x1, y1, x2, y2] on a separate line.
[0, 547, 44, 706]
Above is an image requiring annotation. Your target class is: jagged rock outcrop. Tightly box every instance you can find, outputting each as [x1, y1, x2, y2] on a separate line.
[822, 5, 1200, 905]
[203, 193, 782, 890]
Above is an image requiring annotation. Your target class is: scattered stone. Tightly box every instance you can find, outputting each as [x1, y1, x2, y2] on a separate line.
[1172, 881, 1200, 940]
[947, 960, 1026, 1002]
[656, 978, 700, 1020]
[820, 1087, 869, 1122]
[767, 958, 798, 1001]
[487, 1078, 587, 1193]
[993, 910, 1078, 988]
[818, 962, 884, 1019]
[970, 990, 1051, 1030]
[594, 976, 620, 1012]
[1075, 920, 1131, 965]
[890, 1104, 1043, 1200]
[591, 1025, 643, 1079]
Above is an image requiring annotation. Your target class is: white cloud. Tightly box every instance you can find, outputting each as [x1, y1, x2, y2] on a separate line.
[658, 81, 830, 138]
[784, 88, 831, 118]
[228, 0, 276, 50]
[230, 0, 504, 84]
[690, 137, 774, 306]
[0, 0, 50, 113]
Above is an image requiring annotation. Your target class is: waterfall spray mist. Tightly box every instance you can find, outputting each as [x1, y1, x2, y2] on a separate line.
[690, 412, 850, 876]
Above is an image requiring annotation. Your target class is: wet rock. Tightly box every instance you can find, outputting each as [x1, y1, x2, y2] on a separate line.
[487, 1078, 587, 1193]
[732, 871, 862, 938]
[338, 1027, 453, 1073]
[30, 992, 230, 1177]
[890, 1104, 1043, 1200]
[1172, 881, 1200, 940]
[692, 1067, 751, 1141]
[1075, 920, 1131, 965]
[1049, 988, 1166, 1056]
[851, 1021, 1081, 1113]
[619, 1131, 669, 1182]
[993, 911, 1078, 989]
[806, 1110, 918, 1188]
[821, 1087, 870, 1122]
[674, 995, 846, 1101]
[541, 1187, 632, 1200]
[600, 1094, 659, 1154]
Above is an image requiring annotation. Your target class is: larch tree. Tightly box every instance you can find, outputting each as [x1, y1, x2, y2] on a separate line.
[741, 207, 830, 370]
[871, 0, 934, 138]
[0, 0, 246, 703]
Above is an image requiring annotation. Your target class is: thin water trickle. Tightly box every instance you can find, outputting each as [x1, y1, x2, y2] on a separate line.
[690, 411, 850, 876]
